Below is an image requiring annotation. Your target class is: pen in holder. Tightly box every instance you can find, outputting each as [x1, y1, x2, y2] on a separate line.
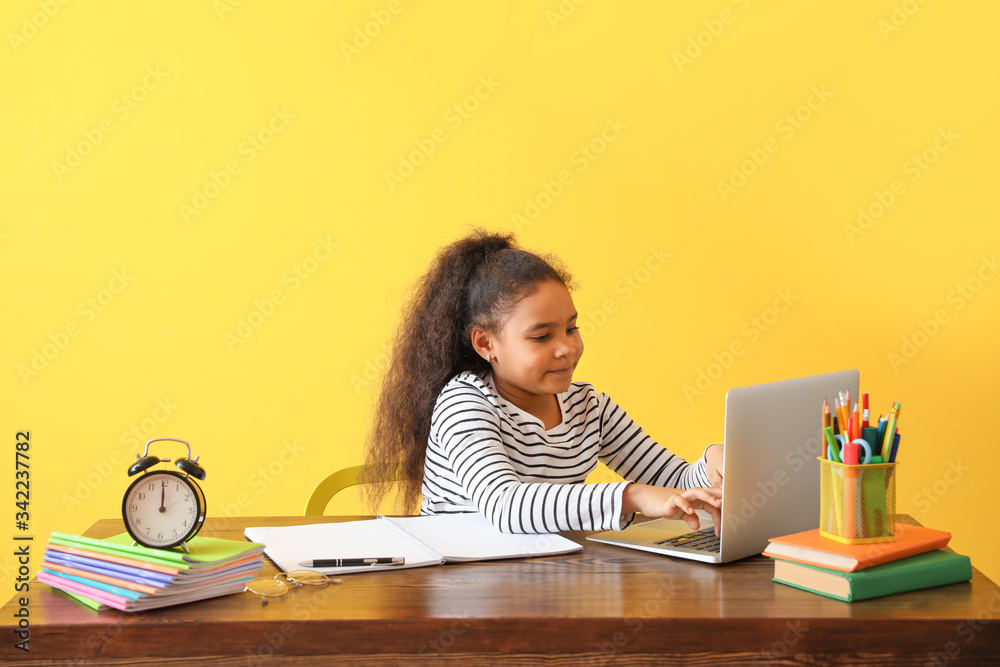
[819, 457, 896, 544]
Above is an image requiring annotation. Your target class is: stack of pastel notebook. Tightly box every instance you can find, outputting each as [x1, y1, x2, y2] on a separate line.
[39, 532, 265, 612]
[763, 523, 972, 602]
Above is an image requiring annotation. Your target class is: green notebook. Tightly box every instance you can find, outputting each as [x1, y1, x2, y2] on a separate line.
[49, 532, 263, 571]
[772, 549, 972, 602]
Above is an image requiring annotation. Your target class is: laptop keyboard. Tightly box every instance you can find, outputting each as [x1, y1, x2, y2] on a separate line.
[654, 528, 720, 553]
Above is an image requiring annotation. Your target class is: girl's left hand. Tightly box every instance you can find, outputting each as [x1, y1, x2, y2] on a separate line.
[706, 443, 724, 487]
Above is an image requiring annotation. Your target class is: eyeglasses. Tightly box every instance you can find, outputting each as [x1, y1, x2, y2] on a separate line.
[244, 570, 342, 604]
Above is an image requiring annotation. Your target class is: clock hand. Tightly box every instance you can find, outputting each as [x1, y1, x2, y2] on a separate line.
[159, 480, 166, 513]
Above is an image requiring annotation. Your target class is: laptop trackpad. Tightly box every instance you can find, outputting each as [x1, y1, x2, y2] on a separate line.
[622, 516, 716, 542]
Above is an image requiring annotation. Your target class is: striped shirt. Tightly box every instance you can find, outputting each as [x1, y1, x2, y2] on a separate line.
[420, 371, 711, 533]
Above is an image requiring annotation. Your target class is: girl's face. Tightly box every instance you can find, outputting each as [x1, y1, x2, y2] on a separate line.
[482, 279, 584, 404]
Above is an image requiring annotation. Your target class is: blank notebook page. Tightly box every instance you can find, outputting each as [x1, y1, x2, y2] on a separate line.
[383, 514, 581, 562]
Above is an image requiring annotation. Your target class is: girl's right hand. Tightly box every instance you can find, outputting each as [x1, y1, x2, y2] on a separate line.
[622, 484, 723, 535]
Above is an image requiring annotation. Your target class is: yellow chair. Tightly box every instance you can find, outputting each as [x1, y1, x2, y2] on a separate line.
[303, 464, 408, 516]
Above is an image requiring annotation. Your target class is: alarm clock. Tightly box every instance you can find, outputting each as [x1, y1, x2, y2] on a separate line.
[122, 438, 207, 552]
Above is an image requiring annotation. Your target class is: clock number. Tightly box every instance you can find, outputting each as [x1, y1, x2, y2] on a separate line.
[137, 492, 145, 501]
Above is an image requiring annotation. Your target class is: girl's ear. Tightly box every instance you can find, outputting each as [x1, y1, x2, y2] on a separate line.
[470, 326, 494, 362]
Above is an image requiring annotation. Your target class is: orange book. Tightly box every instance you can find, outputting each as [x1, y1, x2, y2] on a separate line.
[763, 523, 951, 572]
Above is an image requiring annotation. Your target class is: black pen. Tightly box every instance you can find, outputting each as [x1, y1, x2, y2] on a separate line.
[298, 557, 405, 568]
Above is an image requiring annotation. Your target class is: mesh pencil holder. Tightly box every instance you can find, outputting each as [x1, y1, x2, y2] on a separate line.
[819, 458, 897, 544]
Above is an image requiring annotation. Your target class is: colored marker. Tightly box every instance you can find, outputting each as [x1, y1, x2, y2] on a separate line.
[824, 426, 838, 460]
[861, 392, 869, 429]
[888, 431, 901, 462]
[843, 439, 859, 465]
[851, 402, 860, 440]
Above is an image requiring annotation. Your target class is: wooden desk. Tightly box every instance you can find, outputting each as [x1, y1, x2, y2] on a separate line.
[3, 515, 999, 665]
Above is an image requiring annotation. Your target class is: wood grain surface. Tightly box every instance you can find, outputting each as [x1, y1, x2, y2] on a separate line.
[2, 515, 997, 666]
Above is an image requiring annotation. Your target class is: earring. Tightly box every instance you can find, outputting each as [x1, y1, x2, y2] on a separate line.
[485, 354, 491, 363]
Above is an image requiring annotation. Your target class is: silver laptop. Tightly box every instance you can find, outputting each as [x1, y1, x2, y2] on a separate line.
[588, 370, 859, 564]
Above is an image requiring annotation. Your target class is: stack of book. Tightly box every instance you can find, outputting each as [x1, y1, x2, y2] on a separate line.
[763, 523, 972, 602]
[39, 531, 265, 611]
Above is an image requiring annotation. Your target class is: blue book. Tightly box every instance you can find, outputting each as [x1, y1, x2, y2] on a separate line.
[42, 569, 144, 600]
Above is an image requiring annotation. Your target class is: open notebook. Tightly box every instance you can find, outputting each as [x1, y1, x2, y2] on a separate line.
[244, 514, 582, 574]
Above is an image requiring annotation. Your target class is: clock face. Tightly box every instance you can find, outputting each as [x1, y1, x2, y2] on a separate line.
[122, 471, 203, 549]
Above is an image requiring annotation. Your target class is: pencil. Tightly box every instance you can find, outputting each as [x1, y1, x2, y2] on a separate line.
[836, 396, 850, 434]
[881, 402, 901, 460]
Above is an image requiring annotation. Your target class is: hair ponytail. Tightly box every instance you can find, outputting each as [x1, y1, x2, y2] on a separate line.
[361, 228, 572, 511]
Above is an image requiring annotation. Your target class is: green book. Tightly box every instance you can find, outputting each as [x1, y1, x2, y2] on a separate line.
[49, 532, 264, 572]
[772, 549, 972, 602]
[53, 587, 107, 611]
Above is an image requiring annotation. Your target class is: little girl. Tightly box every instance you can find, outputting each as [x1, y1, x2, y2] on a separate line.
[363, 230, 724, 534]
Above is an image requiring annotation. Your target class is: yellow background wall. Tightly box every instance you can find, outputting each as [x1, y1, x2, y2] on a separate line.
[3, 0, 998, 599]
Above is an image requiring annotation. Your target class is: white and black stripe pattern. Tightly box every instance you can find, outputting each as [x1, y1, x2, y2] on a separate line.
[420, 371, 711, 533]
